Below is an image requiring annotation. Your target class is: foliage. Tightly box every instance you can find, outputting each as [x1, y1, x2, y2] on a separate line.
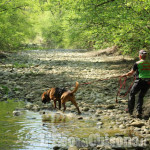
[0, 0, 39, 51]
[37, 0, 150, 55]
[1, 0, 150, 55]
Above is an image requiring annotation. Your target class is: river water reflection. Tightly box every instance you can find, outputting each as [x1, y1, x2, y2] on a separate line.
[0, 101, 149, 150]
[0, 100, 74, 150]
[0, 101, 97, 150]
[17, 111, 69, 150]
[0, 109, 76, 150]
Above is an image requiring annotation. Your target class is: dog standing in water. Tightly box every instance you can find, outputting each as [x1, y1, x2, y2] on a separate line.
[41, 82, 81, 114]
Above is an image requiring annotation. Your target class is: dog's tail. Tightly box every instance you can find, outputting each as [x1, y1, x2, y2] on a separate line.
[71, 82, 79, 94]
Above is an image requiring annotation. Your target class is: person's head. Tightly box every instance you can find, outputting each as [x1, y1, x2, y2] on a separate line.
[139, 50, 147, 60]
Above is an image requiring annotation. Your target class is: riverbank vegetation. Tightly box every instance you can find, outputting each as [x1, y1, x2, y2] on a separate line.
[0, 0, 150, 56]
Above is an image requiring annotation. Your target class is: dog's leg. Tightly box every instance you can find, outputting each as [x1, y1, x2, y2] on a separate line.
[58, 100, 61, 110]
[62, 102, 66, 112]
[54, 100, 57, 109]
[71, 98, 81, 115]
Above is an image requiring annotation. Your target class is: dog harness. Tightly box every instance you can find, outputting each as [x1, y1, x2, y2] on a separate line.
[54, 88, 67, 98]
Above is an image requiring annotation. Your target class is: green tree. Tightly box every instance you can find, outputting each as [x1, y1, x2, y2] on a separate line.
[0, 0, 39, 51]
[40, 0, 150, 55]
[1, 0, 150, 55]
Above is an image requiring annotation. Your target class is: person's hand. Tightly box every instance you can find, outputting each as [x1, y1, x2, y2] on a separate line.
[120, 74, 127, 78]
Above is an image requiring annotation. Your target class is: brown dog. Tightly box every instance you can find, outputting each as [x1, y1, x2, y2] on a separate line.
[41, 82, 81, 114]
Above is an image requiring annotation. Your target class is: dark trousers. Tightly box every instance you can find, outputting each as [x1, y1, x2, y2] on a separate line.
[128, 79, 150, 115]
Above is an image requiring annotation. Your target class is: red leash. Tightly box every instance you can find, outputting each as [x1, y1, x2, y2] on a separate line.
[77, 76, 135, 103]
[116, 77, 136, 103]
[80, 76, 120, 86]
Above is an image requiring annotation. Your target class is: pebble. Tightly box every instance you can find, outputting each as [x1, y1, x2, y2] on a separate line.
[78, 116, 83, 120]
[97, 122, 103, 125]
[119, 124, 126, 129]
[82, 107, 89, 112]
[13, 111, 21, 116]
[129, 121, 145, 128]
[68, 146, 78, 150]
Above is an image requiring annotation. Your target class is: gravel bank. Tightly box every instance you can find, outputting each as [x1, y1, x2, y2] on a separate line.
[0, 49, 150, 149]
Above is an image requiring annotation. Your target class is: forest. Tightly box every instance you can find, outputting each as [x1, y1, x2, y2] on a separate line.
[0, 0, 150, 56]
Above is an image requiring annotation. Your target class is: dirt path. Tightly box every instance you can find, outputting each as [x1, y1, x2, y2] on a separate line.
[0, 49, 150, 148]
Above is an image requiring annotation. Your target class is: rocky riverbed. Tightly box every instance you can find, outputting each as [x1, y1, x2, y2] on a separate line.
[0, 49, 150, 149]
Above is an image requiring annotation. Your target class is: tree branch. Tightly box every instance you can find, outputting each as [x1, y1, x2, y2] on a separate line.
[0, 5, 26, 13]
[95, 0, 115, 7]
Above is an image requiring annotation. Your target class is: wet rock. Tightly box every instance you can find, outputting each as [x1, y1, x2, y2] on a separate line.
[13, 111, 21, 116]
[129, 121, 145, 128]
[79, 148, 88, 150]
[27, 117, 36, 120]
[25, 103, 34, 110]
[115, 133, 124, 137]
[95, 114, 100, 117]
[82, 107, 89, 112]
[95, 109, 103, 114]
[32, 105, 40, 111]
[2, 95, 8, 101]
[96, 145, 112, 150]
[42, 113, 52, 121]
[94, 99, 103, 104]
[116, 121, 122, 125]
[15, 85, 23, 90]
[53, 146, 61, 150]
[134, 128, 141, 132]
[119, 124, 126, 129]
[0, 52, 7, 58]
[97, 122, 103, 126]
[97, 123, 103, 129]
[15, 91, 21, 95]
[106, 100, 114, 104]
[78, 116, 83, 120]
[145, 134, 150, 138]
[41, 105, 47, 110]
[68, 146, 78, 150]
[95, 105, 103, 108]
[108, 125, 113, 129]
[105, 104, 115, 109]
[89, 109, 95, 113]
[75, 139, 88, 148]
[97, 118, 101, 121]
[26, 93, 34, 101]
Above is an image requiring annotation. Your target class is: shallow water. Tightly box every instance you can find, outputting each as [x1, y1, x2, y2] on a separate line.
[0, 101, 72, 150]
[0, 100, 97, 150]
[16, 111, 69, 150]
[0, 100, 121, 150]
[0, 100, 149, 150]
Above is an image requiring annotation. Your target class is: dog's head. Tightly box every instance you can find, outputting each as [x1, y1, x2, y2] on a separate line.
[41, 90, 51, 104]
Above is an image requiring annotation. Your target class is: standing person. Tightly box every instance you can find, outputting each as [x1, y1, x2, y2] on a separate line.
[121, 50, 150, 118]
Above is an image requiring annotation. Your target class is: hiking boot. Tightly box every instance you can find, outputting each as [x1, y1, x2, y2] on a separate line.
[125, 108, 133, 116]
[137, 114, 142, 119]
